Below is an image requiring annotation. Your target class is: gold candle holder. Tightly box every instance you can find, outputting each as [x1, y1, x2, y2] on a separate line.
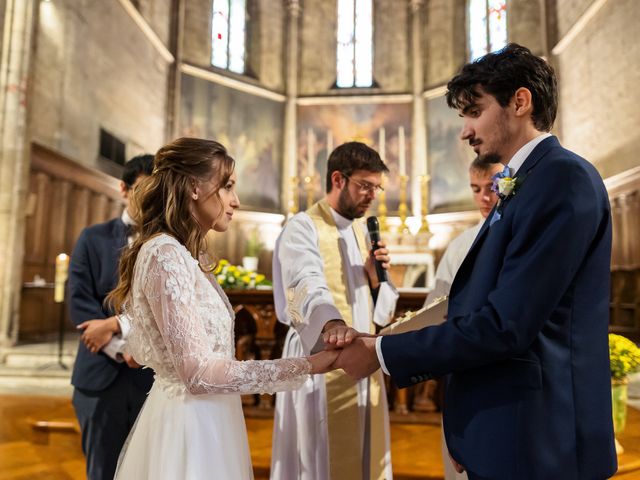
[303, 175, 316, 209]
[377, 175, 389, 232]
[288, 176, 300, 215]
[398, 175, 409, 234]
[419, 174, 431, 234]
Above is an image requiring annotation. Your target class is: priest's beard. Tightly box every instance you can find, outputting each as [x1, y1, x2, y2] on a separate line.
[336, 187, 370, 220]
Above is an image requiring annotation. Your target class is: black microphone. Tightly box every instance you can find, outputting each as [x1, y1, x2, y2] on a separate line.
[366, 216, 388, 283]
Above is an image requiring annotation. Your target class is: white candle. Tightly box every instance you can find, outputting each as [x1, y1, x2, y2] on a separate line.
[327, 130, 333, 159]
[54, 253, 69, 303]
[307, 128, 315, 177]
[378, 127, 386, 161]
[398, 126, 406, 176]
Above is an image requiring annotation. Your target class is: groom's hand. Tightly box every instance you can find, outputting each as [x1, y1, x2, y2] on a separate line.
[334, 336, 380, 380]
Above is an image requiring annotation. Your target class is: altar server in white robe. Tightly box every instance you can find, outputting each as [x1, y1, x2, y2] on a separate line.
[426, 157, 504, 305]
[424, 156, 504, 480]
[271, 142, 399, 480]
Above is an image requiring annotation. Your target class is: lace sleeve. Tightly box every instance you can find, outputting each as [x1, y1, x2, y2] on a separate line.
[142, 242, 311, 395]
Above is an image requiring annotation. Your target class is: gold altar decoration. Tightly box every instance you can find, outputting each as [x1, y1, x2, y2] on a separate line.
[377, 174, 389, 232]
[304, 174, 316, 209]
[398, 175, 409, 234]
[419, 174, 431, 234]
[288, 176, 299, 216]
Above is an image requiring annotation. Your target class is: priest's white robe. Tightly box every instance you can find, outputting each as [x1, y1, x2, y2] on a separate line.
[270, 208, 398, 480]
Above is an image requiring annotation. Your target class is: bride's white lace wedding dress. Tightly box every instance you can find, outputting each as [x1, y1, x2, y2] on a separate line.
[115, 234, 311, 479]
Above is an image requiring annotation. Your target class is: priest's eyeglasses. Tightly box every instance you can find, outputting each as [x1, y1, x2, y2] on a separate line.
[342, 174, 384, 195]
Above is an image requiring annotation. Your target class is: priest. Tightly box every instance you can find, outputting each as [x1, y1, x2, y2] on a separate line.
[271, 141, 398, 480]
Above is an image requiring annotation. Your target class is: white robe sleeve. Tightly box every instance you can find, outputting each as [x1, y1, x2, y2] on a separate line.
[362, 225, 399, 327]
[373, 281, 399, 327]
[273, 214, 342, 355]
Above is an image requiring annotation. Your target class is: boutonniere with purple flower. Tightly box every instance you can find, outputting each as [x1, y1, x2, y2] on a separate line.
[488, 167, 528, 226]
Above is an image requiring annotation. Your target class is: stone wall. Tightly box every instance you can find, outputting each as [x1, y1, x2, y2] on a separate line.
[183, 0, 211, 67]
[182, 0, 285, 92]
[552, 0, 640, 178]
[298, 0, 411, 95]
[30, 0, 170, 174]
[134, 0, 172, 46]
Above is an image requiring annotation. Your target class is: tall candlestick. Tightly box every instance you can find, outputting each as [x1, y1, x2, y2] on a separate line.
[327, 130, 333, 158]
[398, 126, 406, 176]
[378, 127, 386, 161]
[307, 128, 315, 178]
[398, 175, 409, 234]
[54, 253, 69, 303]
[377, 174, 389, 232]
[304, 175, 315, 209]
[419, 174, 431, 233]
[288, 176, 300, 216]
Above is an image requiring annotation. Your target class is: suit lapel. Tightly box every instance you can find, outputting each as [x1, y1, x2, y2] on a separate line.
[112, 217, 128, 250]
[449, 136, 560, 300]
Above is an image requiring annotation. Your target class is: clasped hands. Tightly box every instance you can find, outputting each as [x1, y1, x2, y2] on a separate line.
[308, 241, 390, 377]
[308, 320, 381, 379]
[77, 316, 140, 368]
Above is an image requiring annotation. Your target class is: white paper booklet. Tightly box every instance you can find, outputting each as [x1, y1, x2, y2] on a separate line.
[380, 295, 448, 335]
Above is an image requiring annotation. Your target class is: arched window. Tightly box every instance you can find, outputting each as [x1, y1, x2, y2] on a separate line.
[336, 0, 373, 88]
[211, 0, 246, 74]
[468, 0, 507, 61]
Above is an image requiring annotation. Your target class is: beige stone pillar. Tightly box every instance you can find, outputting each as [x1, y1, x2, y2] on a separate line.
[410, 0, 428, 220]
[165, 0, 185, 141]
[0, 0, 37, 346]
[281, 0, 301, 216]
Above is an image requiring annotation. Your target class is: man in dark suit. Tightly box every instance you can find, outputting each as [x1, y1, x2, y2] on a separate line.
[68, 154, 155, 480]
[331, 44, 617, 479]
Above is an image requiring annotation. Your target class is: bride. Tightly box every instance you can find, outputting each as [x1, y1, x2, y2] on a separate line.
[107, 137, 338, 479]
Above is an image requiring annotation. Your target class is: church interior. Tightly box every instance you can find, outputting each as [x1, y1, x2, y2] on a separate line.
[1, 0, 639, 478]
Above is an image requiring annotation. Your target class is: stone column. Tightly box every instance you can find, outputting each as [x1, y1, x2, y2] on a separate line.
[281, 0, 301, 216]
[0, 0, 37, 346]
[165, 0, 185, 141]
[409, 0, 428, 220]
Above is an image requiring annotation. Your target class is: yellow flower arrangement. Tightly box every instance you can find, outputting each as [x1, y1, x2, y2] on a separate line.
[213, 258, 272, 290]
[609, 333, 640, 381]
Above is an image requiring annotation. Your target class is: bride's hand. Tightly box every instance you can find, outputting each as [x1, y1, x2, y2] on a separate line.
[308, 349, 341, 374]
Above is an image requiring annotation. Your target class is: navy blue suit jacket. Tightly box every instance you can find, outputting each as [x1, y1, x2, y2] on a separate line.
[381, 137, 617, 479]
[68, 217, 154, 392]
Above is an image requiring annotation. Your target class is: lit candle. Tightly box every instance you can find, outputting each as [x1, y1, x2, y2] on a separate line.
[54, 253, 69, 303]
[398, 126, 406, 176]
[307, 128, 315, 178]
[378, 127, 386, 161]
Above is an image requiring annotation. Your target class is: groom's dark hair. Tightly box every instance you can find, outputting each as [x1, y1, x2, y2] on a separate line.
[446, 43, 558, 132]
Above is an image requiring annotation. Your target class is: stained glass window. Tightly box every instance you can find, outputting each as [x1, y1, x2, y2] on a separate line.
[211, 0, 246, 74]
[336, 0, 373, 88]
[469, 0, 507, 61]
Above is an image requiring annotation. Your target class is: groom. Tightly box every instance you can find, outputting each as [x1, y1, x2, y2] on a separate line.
[330, 44, 617, 480]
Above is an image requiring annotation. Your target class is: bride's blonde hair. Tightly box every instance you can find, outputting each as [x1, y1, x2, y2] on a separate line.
[107, 137, 235, 312]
